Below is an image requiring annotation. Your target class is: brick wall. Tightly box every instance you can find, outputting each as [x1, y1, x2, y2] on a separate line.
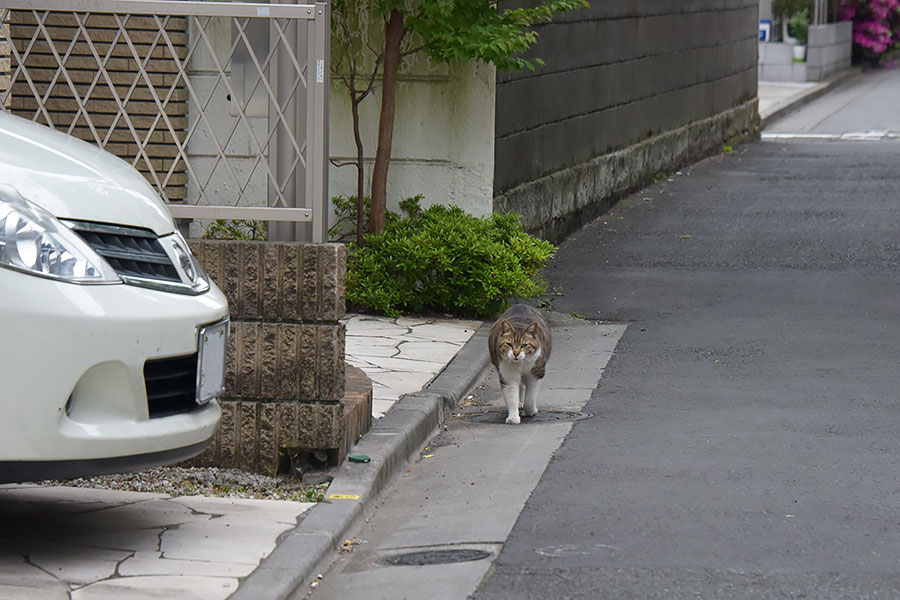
[6, 11, 188, 202]
[0, 13, 8, 104]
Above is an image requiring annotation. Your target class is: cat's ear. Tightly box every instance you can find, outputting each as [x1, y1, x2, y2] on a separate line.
[500, 319, 513, 333]
[525, 321, 539, 336]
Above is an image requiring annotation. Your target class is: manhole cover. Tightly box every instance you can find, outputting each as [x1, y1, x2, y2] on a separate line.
[382, 549, 492, 566]
[464, 410, 593, 424]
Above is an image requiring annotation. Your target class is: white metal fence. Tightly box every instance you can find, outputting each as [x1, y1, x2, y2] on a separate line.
[0, 0, 329, 241]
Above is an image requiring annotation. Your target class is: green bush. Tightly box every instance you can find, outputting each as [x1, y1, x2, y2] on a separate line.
[346, 198, 555, 317]
[202, 219, 267, 241]
[328, 195, 371, 242]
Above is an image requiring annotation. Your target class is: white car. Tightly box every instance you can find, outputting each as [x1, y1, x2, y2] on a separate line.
[0, 110, 228, 483]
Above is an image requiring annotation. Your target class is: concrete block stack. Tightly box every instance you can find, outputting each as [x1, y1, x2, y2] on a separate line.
[188, 240, 372, 474]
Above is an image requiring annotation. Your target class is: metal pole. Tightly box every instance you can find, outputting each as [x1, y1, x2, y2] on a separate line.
[310, 1, 328, 243]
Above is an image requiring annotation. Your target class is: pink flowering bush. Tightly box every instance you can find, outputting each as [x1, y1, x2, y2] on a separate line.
[839, 0, 900, 57]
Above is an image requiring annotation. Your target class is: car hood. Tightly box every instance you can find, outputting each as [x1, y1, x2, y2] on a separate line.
[0, 111, 175, 236]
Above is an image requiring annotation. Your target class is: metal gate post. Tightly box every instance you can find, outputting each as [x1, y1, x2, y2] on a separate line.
[269, 0, 301, 242]
[308, 1, 328, 243]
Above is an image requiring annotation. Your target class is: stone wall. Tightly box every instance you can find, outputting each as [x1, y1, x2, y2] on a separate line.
[187, 241, 372, 474]
[494, 0, 760, 239]
[495, 101, 758, 242]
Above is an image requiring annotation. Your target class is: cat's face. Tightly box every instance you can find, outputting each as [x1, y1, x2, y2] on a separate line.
[498, 321, 541, 362]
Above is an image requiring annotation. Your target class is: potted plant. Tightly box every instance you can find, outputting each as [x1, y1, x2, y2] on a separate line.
[773, 0, 813, 48]
[790, 8, 811, 60]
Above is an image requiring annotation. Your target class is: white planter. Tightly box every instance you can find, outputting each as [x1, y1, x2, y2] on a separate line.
[793, 44, 807, 61]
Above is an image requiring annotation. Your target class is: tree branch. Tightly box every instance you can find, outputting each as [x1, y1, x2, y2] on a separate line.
[330, 159, 358, 168]
[400, 44, 425, 58]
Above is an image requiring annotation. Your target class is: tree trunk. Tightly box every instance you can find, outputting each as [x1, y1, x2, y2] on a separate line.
[369, 9, 404, 235]
[352, 96, 365, 245]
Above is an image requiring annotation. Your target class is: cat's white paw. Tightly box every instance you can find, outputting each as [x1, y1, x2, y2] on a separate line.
[505, 414, 521, 424]
[523, 407, 538, 417]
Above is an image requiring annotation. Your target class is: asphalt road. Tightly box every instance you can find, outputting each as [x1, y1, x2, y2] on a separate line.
[475, 69, 900, 598]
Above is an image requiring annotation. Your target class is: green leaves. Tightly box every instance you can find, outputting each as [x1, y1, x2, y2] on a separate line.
[334, 0, 589, 73]
[346, 200, 556, 317]
[202, 219, 268, 241]
[402, 0, 588, 71]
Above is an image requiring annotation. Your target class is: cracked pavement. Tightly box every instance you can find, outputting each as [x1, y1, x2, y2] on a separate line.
[0, 484, 312, 599]
[343, 314, 481, 419]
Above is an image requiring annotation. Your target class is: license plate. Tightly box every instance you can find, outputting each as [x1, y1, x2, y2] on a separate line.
[197, 320, 228, 405]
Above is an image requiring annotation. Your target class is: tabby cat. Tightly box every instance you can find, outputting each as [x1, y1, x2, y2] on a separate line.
[488, 304, 552, 424]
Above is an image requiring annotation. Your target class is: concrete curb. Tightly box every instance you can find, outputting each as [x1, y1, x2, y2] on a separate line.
[760, 67, 862, 129]
[230, 323, 492, 600]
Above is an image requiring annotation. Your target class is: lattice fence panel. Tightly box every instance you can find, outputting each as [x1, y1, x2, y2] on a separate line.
[6, 11, 188, 201]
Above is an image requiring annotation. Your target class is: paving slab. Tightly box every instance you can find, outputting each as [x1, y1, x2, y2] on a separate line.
[0, 558, 69, 600]
[26, 546, 129, 585]
[71, 575, 239, 600]
[0, 582, 69, 600]
[171, 496, 310, 525]
[119, 552, 256, 578]
[161, 519, 297, 565]
[343, 314, 482, 419]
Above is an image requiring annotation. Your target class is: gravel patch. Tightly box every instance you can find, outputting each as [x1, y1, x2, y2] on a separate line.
[42, 466, 331, 502]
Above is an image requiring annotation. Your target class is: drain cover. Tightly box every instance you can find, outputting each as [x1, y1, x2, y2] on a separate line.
[465, 410, 593, 424]
[382, 549, 491, 566]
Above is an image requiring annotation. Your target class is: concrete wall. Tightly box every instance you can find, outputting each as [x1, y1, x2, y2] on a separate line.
[759, 41, 807, 82]
[494, 0, 760, 239]
[807, 21, 852, 81]
[758, 22, 851, 83]
[329, 57, 496, 220]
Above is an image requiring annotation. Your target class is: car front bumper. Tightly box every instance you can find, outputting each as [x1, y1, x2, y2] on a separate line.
[0, 268, 228, 481]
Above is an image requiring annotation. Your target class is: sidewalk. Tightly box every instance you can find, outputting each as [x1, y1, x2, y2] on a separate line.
[758, 68, 860, 129]
[0, 70, 862, 600]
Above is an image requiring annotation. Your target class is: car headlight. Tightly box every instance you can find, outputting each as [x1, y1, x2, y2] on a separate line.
[0, 183, 120, 283]
[171, 231, 209, 292]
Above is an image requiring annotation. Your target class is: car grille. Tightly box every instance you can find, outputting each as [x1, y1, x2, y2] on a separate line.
[67, 220, 180, 283]
[144, 354, 199, 418]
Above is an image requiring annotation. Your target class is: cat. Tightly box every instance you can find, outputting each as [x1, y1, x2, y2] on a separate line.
[488, 304, 552, 424]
